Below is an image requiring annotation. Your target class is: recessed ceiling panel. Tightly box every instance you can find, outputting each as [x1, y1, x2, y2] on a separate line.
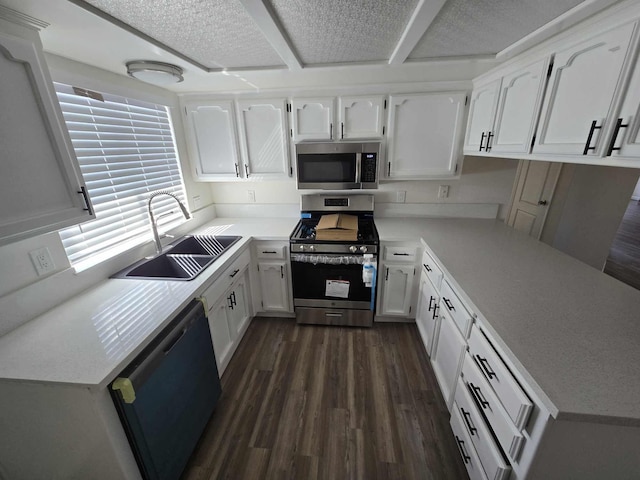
[269, 0, 419, 65]
[80, 0, 285, 69]
[409, 0, 584, 59]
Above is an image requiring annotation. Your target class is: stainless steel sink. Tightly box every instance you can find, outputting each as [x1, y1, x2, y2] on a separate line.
[112, 235, 242, 281]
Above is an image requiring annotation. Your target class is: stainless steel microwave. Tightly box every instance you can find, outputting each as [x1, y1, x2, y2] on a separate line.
[295, 142, 380, 190]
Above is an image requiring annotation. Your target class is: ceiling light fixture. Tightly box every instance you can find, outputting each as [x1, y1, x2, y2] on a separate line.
[125, 61, 184, 85]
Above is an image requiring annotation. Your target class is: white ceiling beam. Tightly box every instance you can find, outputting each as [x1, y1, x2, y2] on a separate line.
[238, 0, 302, 71]
[388, 0, 447, 65]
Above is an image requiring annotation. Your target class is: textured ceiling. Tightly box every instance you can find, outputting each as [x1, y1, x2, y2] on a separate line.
[73, 0, 589, 70]
[81, 0, 285, 69]
[410, 0, 585, 59]
[268, 0, 419, 65]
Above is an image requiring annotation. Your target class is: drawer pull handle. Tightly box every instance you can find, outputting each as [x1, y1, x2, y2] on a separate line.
[423, 263, 432, 272]
[606, 117, 630, 156]
[486, 131, 494, 151]
[582, 120, 602, 155]
[476, 355, 497, 380]
[393, 252, 410, 256]
[479, 131, 487, 152]
[262, 250, 277, 254]
[468, 382, 490, 409]
[443, 297, 455, 311]
[432, 303, 439, 320]
[455, 436, 471, 464]
[229, 269, 240, 278]
[460, 408, 477, 436]
[428, 296, 434, 312]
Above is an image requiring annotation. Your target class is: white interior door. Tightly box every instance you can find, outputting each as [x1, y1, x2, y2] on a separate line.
[507, 160, 562, 238]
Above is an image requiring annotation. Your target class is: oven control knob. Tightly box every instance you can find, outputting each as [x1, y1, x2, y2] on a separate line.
[309, 245, 315, 251]
[360, 246, 368, 253]
[349, 246, 357, 253]
[298, 245, 304, 251]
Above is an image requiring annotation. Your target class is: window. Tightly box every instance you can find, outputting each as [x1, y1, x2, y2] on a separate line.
[55, 83, 188, 268]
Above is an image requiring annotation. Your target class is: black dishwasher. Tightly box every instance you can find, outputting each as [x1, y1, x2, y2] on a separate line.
[110, 299, 221, 480]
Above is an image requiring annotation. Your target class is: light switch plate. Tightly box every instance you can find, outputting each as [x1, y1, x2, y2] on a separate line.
[396, 191, 406, 203]
[29, 247, 56, 276]
[248, 190, 256, 203]
[438, 185, 450, 199]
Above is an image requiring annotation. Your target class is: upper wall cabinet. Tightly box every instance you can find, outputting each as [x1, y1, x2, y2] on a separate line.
[291, 95, 385, 142]
[338, 95, 385, 140]
[183, 98, 291, 181]
[385, 92, 466, 179]
[464, 78, 501, 153]
[236, 99, 291, 179]
[608, 44, 640, 158]
[0, 20, 94, 246]
[533, 22, 637, 157]
[184, 100, 241, 179]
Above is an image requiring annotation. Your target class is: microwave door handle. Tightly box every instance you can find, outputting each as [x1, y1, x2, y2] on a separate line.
[355, 153, 362, 184]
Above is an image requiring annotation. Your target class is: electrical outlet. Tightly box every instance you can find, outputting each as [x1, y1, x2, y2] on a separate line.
[438, 185, 450, 199]
[396, 191, 406, 203]
[248, 190, 256, 203]
[29, 247, 56, 276]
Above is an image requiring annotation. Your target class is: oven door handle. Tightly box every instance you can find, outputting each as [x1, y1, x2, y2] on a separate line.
[355, 152, 362, 185]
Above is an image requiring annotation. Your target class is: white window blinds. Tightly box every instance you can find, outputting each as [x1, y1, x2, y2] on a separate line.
[55, 83, 187, 266]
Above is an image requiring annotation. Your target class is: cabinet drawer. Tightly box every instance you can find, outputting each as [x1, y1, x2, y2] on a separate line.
[254, 242, 287, 259]
[440, 280, 473, 337]
[469, 325, 533, 430]
[201, 249, 251, 309]
[383, 245, 418, 262]
[454, 377, 511, 480]
[421, 250, 443, 290]
[450, 401, 489, 480]
[461, 352, 524, 462]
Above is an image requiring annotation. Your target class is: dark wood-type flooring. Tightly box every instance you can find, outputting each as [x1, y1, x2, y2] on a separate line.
[182, 317, 468, 480]
[604, 199, 640, 291]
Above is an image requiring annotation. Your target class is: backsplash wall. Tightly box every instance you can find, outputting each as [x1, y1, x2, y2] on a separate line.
[208, 156, 519, 220]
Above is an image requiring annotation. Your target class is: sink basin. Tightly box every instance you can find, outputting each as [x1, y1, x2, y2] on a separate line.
[167, 235, 241, 256]
[112, 235, 242, 281]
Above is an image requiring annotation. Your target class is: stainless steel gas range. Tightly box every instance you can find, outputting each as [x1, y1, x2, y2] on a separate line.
[289, 194, 379, 327]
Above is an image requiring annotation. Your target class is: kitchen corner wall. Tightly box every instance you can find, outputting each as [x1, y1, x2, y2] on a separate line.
[208, 156, 519, 220]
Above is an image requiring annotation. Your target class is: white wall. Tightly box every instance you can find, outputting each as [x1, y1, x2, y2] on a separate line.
[543, 164, 640, 270]
[632, 177, 640, 200]
[209, 156, 519, 220]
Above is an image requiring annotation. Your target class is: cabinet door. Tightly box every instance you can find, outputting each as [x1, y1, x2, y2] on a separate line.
[380, 264, 416, 316]
[236, 99, 291, 178]
[534, 23, 636, 156]
[257, 261, 291, 312]
[464, 78, 501, 152]
[386, 93, 466, 179]
[490, 57, 551, 154]
[338, 95, 385, 140]
[416, 274, 439, 356]
[291, 97, 334, 142]
[184, 100, 241, 179]
[227, 274, 251, 340]
[431, 305, 466, 410]
[607, 45, 640, 158]
[0, 27, 93, 245]
[208, 298, 233, 372]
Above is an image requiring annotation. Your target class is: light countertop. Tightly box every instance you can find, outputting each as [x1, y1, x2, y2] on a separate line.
[376, 218, 640, 426]
[0, 217, 298, 390]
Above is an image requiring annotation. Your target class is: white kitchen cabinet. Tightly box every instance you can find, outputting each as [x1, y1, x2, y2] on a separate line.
[415, 272, 439, 356]
[201, 249, 253, 374]
[464, 78, 501, 153]
[291, 97, 335, 141]
[431, 303, 466, 410]
[338, 95, 385, 140]
[379, 264, 416, 317]
[183, 100, 241, 180]
[236, 98, 291, 179]
[533, 22, 637, 156]
[257, 261, 291, 313]
[385, 92, 466, 179]
[606, 43, 640, 158]
[490, 57, 551, 154]
[0, 19, 94, 246]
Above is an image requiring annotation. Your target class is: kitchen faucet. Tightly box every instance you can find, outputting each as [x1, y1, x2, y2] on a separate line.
[148, 191, 191, 254]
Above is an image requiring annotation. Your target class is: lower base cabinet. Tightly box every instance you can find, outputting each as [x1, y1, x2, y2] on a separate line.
[256, 261, 291, 313]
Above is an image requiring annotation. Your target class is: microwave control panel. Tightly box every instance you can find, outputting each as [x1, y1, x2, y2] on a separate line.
[361, 153, 377, 182]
